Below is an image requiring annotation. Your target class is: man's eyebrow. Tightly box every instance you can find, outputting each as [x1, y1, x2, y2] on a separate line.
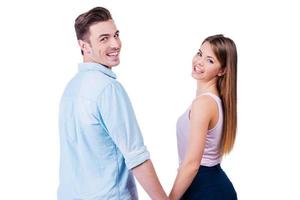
[98, 33, 110, 38]
[98, 30, 119, 39]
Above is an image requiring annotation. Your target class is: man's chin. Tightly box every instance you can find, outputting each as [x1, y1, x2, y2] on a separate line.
[108, 60, 120, 68]
[98, 60, 120, 68]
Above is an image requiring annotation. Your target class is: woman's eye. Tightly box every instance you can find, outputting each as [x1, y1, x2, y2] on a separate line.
[207, 59, 214, 64]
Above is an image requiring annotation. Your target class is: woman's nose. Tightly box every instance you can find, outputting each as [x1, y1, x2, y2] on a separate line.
[197, 57, 204, 66]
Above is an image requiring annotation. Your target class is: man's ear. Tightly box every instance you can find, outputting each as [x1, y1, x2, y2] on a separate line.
[78, 40, 91, 54]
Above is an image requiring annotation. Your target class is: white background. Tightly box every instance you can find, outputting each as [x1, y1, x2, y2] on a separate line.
[0, 0, 299, 199]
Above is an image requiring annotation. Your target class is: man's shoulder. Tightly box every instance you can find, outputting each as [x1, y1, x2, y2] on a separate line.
[63, 71, 120, 102]
[84, 70, 116, 84]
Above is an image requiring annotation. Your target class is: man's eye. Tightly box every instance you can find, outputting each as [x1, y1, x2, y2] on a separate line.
[100, 37, 108, 42]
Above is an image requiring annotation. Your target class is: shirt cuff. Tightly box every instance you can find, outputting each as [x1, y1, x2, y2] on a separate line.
[125, 146, 150, 169]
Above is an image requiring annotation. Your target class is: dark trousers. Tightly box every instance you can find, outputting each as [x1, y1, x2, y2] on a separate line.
[181, 164, 237, 200]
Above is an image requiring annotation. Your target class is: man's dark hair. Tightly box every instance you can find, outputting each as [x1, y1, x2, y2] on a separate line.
[75, 7, 112, 41]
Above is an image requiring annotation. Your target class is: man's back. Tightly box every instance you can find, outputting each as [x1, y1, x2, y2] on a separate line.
[58, 63, 144, 200]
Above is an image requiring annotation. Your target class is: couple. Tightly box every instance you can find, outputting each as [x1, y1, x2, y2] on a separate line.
[58, 7, 238, 200]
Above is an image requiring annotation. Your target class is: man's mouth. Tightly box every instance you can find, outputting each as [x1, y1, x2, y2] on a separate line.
[107, 52, 119, 57]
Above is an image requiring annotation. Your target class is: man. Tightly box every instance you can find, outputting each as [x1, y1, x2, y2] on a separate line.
[58, 7, 169, 200]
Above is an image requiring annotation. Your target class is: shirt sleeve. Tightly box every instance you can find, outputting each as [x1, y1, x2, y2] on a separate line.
[97, 81, 150, 169]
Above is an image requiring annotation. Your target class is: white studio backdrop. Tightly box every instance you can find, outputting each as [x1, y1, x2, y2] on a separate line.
[0, 0, 299, 199]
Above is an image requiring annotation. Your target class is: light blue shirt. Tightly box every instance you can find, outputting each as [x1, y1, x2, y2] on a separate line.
[58, 62, 150, 200]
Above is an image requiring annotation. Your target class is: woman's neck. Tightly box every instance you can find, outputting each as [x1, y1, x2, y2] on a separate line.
[196, 81, 219, 97]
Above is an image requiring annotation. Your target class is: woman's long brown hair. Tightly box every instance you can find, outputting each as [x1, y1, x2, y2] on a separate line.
[203, 34, 238, 155]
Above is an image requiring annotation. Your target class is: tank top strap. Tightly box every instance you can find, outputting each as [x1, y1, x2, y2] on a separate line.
[196, 93, 223, 131]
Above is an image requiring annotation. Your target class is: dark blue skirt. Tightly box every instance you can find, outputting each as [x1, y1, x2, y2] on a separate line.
[181, 164, 237, 200]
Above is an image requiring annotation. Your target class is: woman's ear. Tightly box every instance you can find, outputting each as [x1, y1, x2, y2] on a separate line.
[218, 68, 226, 77]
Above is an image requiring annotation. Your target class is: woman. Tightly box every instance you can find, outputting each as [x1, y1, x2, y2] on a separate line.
[169, 34, 238, 200]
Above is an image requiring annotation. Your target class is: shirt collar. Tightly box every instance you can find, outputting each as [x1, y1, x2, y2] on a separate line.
[78, 62, 117, 79]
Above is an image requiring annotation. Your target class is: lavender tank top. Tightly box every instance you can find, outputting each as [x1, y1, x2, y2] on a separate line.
[176, 93, 223, 167]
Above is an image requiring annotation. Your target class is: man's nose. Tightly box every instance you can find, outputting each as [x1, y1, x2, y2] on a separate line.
[110, 37, 121, 49]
